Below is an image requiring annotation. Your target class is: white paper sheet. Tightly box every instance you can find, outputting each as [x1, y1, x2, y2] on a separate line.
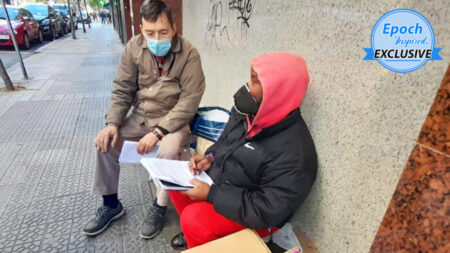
[118, 141, 159, 164]
[140, 158, 213, 190]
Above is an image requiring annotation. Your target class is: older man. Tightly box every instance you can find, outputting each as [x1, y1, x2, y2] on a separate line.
[83, 0, 205, 239]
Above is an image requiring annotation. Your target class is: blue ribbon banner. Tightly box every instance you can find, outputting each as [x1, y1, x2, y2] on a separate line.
[363, 48, 442, 60]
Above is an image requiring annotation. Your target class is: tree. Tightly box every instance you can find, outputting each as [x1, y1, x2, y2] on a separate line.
[89, 0, 105, 9]
[0, 59, 14, 91]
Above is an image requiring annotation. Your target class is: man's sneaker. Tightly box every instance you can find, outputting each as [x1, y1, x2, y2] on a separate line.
[140, 205, 167, 239]
[82, 201, 125, 236]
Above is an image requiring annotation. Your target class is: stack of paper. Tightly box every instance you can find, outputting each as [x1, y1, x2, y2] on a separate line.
[140, 158, 213, 191]
[119, 141, 159, 164]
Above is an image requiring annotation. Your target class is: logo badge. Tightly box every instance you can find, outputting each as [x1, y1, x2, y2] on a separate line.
[363, 9, 442, 73]
[244, 143, 255, 150]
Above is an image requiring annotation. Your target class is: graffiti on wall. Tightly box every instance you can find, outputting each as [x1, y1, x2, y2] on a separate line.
[206, 0, 256, 50]
[229, 0, 255, 30]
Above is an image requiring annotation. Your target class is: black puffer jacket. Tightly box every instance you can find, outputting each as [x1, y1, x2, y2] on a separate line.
[205, 107, 317, 229]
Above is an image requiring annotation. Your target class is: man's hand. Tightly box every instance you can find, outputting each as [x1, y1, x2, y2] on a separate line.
[189, 154, 213, 175]
[136, 132, 159, 155]
[95, 125, 119, 153]
[182, 179, 211, 201]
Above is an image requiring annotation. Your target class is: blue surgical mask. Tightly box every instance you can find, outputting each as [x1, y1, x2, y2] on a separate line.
[147, 39, 172, 57]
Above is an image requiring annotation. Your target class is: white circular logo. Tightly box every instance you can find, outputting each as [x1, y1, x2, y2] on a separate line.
[363, 9, 442, 73]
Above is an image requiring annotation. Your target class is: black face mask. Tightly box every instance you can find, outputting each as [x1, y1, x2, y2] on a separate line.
[233, 83, 260, 116]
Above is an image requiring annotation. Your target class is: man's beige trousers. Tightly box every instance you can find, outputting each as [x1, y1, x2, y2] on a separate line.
[92, 116, 190, 206]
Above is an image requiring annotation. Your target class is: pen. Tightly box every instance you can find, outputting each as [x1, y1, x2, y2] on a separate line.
[204, 152, 214, 162]
[193, 152, 214, 171]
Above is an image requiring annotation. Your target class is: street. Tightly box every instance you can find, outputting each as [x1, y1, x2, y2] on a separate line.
[0, 36, 55, 69]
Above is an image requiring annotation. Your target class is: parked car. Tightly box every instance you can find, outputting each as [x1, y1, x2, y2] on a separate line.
[57, 11, 69, 34]
[53, 4, 77, 31]
[24, 3, 63, 41]
[52, 3, 67, 12]
[77, 12, 91, 24]
[0, 6, 42, 49]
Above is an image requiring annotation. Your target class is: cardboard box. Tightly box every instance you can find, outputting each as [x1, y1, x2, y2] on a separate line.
[182, 228, 271, 253]
[293, 227, 319, 253]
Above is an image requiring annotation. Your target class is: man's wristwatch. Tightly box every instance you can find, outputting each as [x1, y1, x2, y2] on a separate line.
[152, 129, 163, 140]
[107, 123, 119, 128]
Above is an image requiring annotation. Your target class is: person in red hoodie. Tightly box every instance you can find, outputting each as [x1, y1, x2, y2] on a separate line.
[169, 52, 318, 250]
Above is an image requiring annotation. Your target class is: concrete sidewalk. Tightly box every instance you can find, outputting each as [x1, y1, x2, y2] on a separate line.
[0, 23, 180, 253]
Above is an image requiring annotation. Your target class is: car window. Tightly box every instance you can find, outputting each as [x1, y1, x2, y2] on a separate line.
[25, 4, 49, 18]
[24, 10, 34, 19]
[20, 9, 27, 18]
[20, 9, 30, 19]
[0, 8, 20, 20]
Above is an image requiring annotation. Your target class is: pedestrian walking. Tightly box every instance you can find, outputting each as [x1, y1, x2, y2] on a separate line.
[100, 11, 105, 24]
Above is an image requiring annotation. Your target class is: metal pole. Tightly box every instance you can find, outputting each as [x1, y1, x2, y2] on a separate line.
[111, 0, 115, 28]
[77, 0, 86, 33]
[82, 0, 90, 28]
[1, 0, 28, 79]
[0, 59, 14, 90]
[67, 0, 76, 39]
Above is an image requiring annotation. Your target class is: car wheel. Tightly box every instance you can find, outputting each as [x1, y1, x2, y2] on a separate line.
[21, 33, 30, 50]
[45, 26, 54, 41]
[59, 26, 64, 37]
[37, 30, 43, 43]
[64, 25, 68, 34]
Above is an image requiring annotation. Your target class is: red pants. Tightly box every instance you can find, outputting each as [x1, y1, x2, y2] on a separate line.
[168, 191, 276, 248]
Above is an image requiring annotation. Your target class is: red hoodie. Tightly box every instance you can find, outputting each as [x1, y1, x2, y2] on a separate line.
[247, 52, 310, 138]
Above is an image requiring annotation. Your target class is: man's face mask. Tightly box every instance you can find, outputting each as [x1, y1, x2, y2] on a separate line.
[233, 83, 260, 115]
[147, 39, 171, 57]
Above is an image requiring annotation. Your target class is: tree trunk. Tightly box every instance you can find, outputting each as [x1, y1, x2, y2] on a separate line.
[0, 59, 15, 91]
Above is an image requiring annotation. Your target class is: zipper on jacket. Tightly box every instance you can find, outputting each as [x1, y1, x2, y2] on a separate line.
[217, 125, 247, 176]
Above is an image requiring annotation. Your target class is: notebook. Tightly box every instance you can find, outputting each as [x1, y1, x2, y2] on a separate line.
[140, 158, 213, 191]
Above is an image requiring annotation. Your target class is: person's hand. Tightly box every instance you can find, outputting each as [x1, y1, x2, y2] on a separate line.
[189, 154, 214, 175]
[136, 132, 159, 155]
[95, 125, 119, 153]
[181, 179, 211, 201]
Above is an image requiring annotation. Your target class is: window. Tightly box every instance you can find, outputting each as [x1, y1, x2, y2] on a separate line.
[0, 8, 20, 20]
[20, 9, 31, 19]
[24, 10, 34, 19]
[25, 4, 49, 17]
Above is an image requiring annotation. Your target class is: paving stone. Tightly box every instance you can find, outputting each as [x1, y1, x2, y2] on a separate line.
[67, 245, 95, 253]
[95, 239, 123, 253]
[94, 219, 123, 243]
[44, 220, 73, 239]
[41, 233, 70, 253]
[0, 246, 15, 253]
[67, 229, 96, 251]
[15, 225, 45, 245]
[19, 212, 49, 229]
[28, 198, 53, 214]
[0, 216, 24, 232]
[12, 240, 41, 253]
[0, 229, 19, 248]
